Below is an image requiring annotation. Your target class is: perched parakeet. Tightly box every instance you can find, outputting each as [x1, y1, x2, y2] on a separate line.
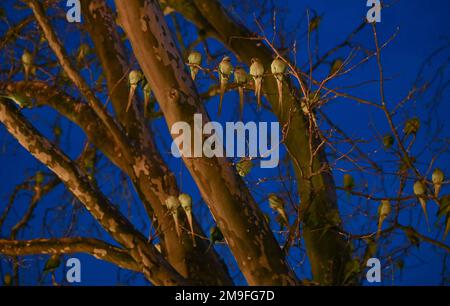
[178, 193, 195, 247]
[218, 56, 233, 116]
[377, 200, 391, 239]
[330, 58, 344, 75]
[21, 50, 35, 81]
[383, 134, 394, 149]
[404, 118, 420, 136]
[165, 196, 181, 237]
[0, 92, 33, 109]
[271, 57, 287, 115]
[187, 51, 202, 80]
[432, 168, 444, 198]
[234, 66, 248, 120]
[76, 43, 90, 64]
[205, 226, 224, 254]
[343, 174, 355, 197]
[249, 58, 264, 110]
[126, 70, 143, 112]
[268, 194, 289, 226]
[413, 180, 429, 228]
[42, 254, 61, 281]
[143, 81, 152, 118]
[236, 158, 253, 177]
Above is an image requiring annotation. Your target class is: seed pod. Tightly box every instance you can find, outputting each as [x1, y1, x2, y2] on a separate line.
[432, 168, 444, 198]
[309, 15, 322, 32]
[271, 57, 287, 116]
[236, 159, 253, 177]
[413, 181, 429, 228]
[179, 193, 195, 246]
[268, 194, 289, 226]
[188, 51, 202, 80]
[343, 174, 355, 198]
[165, 196, 181, 237]
[377, 200, 391, 239]
[126, 70, 143, 112]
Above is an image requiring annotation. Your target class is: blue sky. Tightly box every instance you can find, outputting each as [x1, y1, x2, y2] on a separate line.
[0, 0, 449, 285]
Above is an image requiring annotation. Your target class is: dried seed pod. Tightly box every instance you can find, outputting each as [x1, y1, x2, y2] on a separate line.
[179, 193, 196, 247]
[377, 200, 391, 239]
[271, 57, 287, 115]
[218, 56, 233, 116]
[236, 159, 253, 177]
[126, 70, 143, 112]
[404, 118, 420, 136]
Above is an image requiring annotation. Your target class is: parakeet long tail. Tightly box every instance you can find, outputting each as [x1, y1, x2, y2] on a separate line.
[190, 67, 198, 80]
[186, 214, 196, 247]
[126, 85, 136, 113]
[255, 78, 262, 110]
[276, 79, 283, 116]
[435, 184, 441, 198]
[218, 78, 227, 116]
[419, 198, 430, 231]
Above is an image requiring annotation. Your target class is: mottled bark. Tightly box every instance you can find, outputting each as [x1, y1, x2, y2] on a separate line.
[0, 100, 186, 285]
[80, 0, 232, 285]
[115, 0, 298, 285]
[167, 0, 353, 284]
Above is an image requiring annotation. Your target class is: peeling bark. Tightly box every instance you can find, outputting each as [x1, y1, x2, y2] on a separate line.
[115, 0, 298, 285]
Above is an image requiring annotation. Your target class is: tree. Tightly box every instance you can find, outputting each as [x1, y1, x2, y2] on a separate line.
[0, 0, 448, 285]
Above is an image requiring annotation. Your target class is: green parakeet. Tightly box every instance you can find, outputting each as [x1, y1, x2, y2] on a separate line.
[413, 180, 429, 228]
[234, 66, 248, 120]
[309, 15, 322, 32]
[236, 158, 253, 177]
[249, 58, 264, 110]
[432, 168, 444, 198]
[178, 193, 195, 246]
[206, 226, 224, 253]
[42, 254, 61, 282]
[187, 51, 202, 80]
[377, 200, 391, 239]
[218, 56, 233, 116]
[22, 50, 35, 81]
[165, 195, 181, 237]
[126, 70, 143, 112]
[383, 134, 394, 149]
[268, 193, 289, 226]
[271, 57, 287, 115]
